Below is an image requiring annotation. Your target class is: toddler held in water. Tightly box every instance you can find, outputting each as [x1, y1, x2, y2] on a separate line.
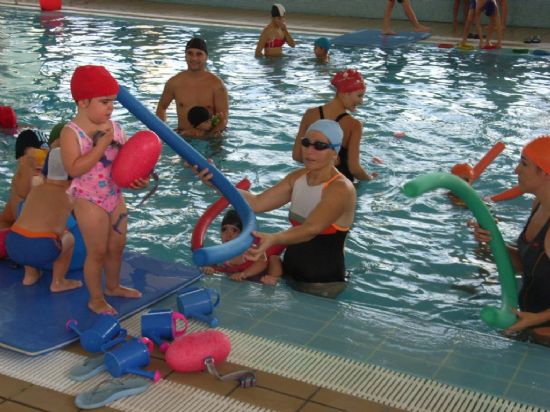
[202, 209, 283, 285]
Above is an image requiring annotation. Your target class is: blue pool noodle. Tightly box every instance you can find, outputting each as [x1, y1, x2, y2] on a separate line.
[116, 85, 256, 266]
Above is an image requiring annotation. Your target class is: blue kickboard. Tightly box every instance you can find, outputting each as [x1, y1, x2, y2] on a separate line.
[0, 251, 201, 356]
[332, 28, 431, 48]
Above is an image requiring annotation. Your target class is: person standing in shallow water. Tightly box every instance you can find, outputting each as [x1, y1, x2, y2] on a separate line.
[156, 37, 228, 138]
[382, 0, 430, 35]
[470, 136, 550, 343]
[255, 4, 296, 57]
[293, 69, 375, 183]
[194, 120, 356, 299]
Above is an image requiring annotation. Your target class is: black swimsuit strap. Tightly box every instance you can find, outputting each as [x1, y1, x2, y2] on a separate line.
[318, 106, 324, 119]
[335, 113, 349, 122]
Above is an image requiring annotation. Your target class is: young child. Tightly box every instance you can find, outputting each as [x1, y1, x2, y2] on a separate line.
[460, 0, 502, 49]
[0, 130, 49, 229]
[5, 148, 82, 292]
[60, 65, 148, 314]
[181, 106, 221, 137]
[313, 37, 330, 63]
[202, 209, 283, 285]
[382, 0, 430, 35]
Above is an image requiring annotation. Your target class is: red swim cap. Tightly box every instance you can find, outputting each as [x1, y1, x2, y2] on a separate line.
[70, 65, 119, 102]
[331, 69, 365, 94]
[522, 135, 550, 174]
[451, 163, 474, 182]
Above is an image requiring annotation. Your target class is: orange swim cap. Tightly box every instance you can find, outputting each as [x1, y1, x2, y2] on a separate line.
[451, 163, 474, 182]
[522, 135, 550, 174]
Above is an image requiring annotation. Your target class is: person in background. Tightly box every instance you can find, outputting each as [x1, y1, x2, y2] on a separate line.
[5, 148, 81, 292]
[453, 0, 469, 32]
[382, 0, 430, 35]
[201, 209, 283, 285]
[255, 4, 296, 57]
[469, 136, 550, 341]
[0, 130, 49, 229]
[293, 69, 375, 183]
[156, 37, 228, 137]
[195, 120, 356, 298]
[178, 106, 222, 138]
[60, 65, 148, 314]
[313, 37, 330, 63]
[460, 0, 502, 49]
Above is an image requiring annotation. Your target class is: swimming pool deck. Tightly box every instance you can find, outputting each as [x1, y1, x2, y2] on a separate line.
[1, 1, 550, 411]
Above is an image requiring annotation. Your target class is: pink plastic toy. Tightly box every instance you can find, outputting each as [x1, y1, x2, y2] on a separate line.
[165, 330, 231, 373]
[393, 131, 406, 138]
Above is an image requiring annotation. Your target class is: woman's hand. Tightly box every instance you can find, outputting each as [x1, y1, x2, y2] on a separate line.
[184, 161, 215, 188]
[467, 220, 492, 243]
[504, 308, 543, 334]
[245, 231, 275, 261]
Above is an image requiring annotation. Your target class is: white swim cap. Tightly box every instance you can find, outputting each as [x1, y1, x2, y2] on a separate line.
[47, 147, 68, 181]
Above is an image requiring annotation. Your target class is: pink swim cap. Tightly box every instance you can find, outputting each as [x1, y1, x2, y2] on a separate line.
[70, 65, 119, 102]
[331, 69, 365, 94]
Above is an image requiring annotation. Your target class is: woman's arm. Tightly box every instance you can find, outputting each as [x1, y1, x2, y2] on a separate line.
[292, 108, 317, 162]
[255, 28, 269, 57]
[239, 169, 302, 213]
[247, 178, 355, 259]
[344, 119, 372, 181]
[281, 22, 296, 47]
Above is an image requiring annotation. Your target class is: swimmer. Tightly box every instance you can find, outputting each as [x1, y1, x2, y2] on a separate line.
[178, 106, 223, 138]
[293, 69, 376, 183]
[313, 37, 330, 63]
[195, 120, 356, 298]
[255, 4, 296, 57]
[201, 209, 283, 285]
[469, 136, 550, 340]
[156, 37, 228, 137]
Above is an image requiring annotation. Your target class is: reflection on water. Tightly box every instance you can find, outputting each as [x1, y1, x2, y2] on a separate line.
[1, 8, 550, 334]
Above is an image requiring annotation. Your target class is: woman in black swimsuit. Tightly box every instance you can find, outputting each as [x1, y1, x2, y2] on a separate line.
[471, 136, 550, 340]
[293, 69, 375, 183]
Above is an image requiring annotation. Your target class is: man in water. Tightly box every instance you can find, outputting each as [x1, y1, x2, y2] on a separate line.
[156, 37, 228, 138]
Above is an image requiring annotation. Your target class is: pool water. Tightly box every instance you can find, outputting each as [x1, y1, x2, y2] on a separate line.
[2, 8, 550, 337]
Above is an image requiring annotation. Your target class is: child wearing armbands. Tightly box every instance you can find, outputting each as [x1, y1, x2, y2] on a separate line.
[202, 209, 283, 285]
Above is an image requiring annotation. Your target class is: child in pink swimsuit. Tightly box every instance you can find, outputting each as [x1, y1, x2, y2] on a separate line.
[60, 65, 149, 315]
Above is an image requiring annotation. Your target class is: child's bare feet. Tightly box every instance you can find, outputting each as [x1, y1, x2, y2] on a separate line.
[105, 285, 142, 298]
[22, 267, 42, 285]
[382, 28, 396, 35]
[88, 298, 117, 315]
[50, 279, 83, 293]
[414, 24, 431, 32]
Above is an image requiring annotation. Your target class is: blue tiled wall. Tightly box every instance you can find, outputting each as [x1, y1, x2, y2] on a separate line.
[149, 1, 549, 29]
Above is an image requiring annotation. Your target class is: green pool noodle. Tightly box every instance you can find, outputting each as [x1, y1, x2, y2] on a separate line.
[402, 172, 518, 329]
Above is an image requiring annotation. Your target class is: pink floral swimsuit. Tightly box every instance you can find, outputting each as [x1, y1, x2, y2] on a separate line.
[66, 121, 125, 213]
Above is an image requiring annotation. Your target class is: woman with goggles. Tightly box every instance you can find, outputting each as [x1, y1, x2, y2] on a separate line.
[196, 119, 356, 298]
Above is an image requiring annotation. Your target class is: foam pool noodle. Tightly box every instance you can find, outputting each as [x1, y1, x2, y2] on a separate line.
[403, 172, 518, 329]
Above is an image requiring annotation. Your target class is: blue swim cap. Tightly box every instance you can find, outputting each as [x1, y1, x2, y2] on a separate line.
[314, 37, 331, 51]
[306, 119, 343, 149]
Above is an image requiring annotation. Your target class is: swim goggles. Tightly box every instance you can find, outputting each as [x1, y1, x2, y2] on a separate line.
[300, 137, 339, 151]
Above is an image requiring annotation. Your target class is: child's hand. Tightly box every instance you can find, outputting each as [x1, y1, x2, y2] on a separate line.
[185, 162, 216, 188]
[201, 266, 216, 275]
[129, 177, 149, 190]
[92, 127, 114, 148]
[230, 272, 247, 282]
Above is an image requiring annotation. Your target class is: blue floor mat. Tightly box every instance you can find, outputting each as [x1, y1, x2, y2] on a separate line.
[0, 251, 201, 356]
[332, 28, 431, 48]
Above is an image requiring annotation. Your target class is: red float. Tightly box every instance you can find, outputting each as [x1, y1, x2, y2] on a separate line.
[191, 178, 285, 273]
[112, 130, 162, 188]
[0, 106, 16, 129]
[39, 0, 62, 11]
